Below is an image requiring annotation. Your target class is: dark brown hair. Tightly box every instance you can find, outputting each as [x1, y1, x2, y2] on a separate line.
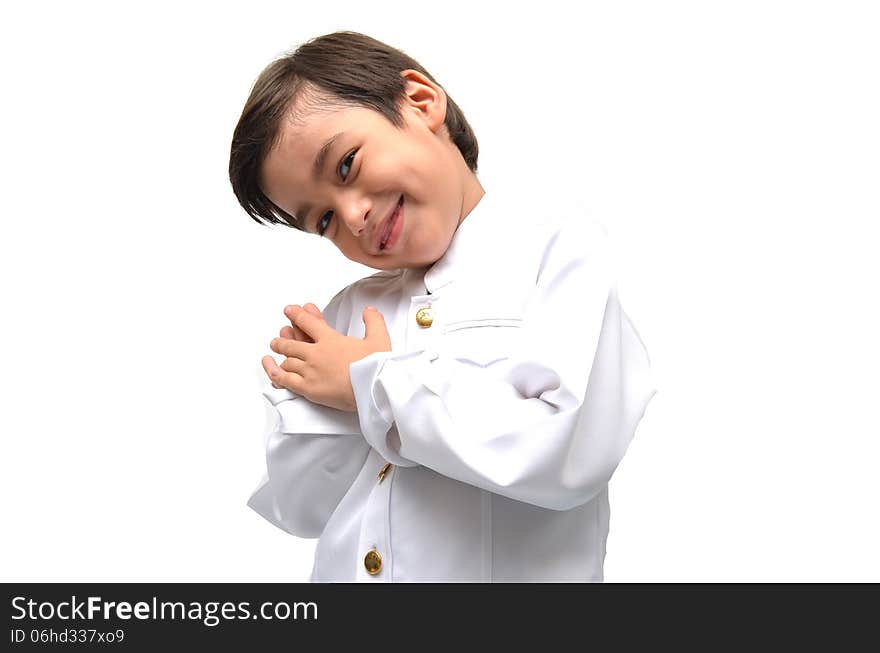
[228, 31, 479, 230]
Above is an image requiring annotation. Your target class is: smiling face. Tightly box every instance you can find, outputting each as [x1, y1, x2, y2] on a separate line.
[258, 69, 485, 271]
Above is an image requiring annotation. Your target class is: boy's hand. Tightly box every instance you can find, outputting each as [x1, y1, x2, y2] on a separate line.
[268, 302, 323, 390]
[262, 304, 392, 413]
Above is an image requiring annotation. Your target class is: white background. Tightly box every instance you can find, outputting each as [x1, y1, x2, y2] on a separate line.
[1, 0, 878, 582]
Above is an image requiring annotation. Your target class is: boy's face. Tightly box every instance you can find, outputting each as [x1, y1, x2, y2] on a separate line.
[259, 70, 484, 272]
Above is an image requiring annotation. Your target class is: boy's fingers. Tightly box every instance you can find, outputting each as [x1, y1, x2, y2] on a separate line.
[285, 303, 324, 343]
[285, 306, 333, 342]
[261, 356, 279, 386]
[284, 304, 308, 342]
[279, 325, 295, 339]
[269, 338, 300, 357]
[292, 325, 308, 341]
[285, 303, 324, 319]
[280, 357, 305, 373]
[261, 355, 303, 392]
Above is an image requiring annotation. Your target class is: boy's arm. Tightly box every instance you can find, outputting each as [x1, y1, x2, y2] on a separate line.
[349, 219, 657, 511]
[247, 288, 371, 539]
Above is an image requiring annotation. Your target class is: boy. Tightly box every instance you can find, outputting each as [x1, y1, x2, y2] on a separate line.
[229, 31, 656, 581]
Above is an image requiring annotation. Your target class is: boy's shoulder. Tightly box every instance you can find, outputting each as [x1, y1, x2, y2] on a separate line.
[323, 268, 404, 326]
[502, 198, 611, 272]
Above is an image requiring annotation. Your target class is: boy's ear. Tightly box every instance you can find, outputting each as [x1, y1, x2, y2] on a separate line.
[399, 69, 447, 133]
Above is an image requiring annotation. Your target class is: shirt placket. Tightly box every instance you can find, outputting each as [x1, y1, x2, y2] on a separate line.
[354, 274, 441, 582]
[355, 456, 397, 581]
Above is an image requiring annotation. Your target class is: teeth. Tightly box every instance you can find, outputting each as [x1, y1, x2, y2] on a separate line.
[381, 204, 400, 246]
[380, 197, 403, 250]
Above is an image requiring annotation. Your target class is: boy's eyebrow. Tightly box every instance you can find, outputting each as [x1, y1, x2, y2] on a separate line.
[294, 130, 346, 230]
[313, 131, 346, 181]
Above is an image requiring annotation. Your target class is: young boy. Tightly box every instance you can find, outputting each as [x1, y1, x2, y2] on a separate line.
[229, 31, 656, 582]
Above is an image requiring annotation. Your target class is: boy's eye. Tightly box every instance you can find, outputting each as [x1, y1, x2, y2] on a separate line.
[338, 149, 356, 181]
[316, 210, 333, 236]
[317, 150, 358, 237]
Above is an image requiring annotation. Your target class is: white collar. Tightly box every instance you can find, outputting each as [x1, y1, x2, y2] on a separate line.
[416, 189, 503, 295]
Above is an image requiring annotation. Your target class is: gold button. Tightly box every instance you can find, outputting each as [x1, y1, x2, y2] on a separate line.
[377, 462, 392, 483]
[415, 306, 434, 328]
[364, 549, 382, 575]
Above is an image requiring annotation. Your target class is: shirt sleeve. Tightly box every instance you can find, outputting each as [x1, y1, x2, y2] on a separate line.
[247, 288, 372, 538]
[348, 219, 657, 511]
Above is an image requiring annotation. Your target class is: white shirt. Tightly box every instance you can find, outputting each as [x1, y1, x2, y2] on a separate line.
[248, 189, 657, 582]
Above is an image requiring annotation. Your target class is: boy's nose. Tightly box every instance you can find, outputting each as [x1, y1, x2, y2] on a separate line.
[342, 213, 374, 243]
[345, 213, 367, 236]
[337, 197, 371, 235]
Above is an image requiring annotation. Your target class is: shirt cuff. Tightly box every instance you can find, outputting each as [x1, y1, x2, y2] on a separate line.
[261, 383, 362, 435]
[349, 349, 437, 467]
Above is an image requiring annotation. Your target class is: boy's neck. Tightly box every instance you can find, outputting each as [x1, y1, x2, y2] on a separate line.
[458, 175, 486, 228]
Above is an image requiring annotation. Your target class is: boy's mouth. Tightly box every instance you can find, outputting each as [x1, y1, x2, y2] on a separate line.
[376, 194, 404, 253]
